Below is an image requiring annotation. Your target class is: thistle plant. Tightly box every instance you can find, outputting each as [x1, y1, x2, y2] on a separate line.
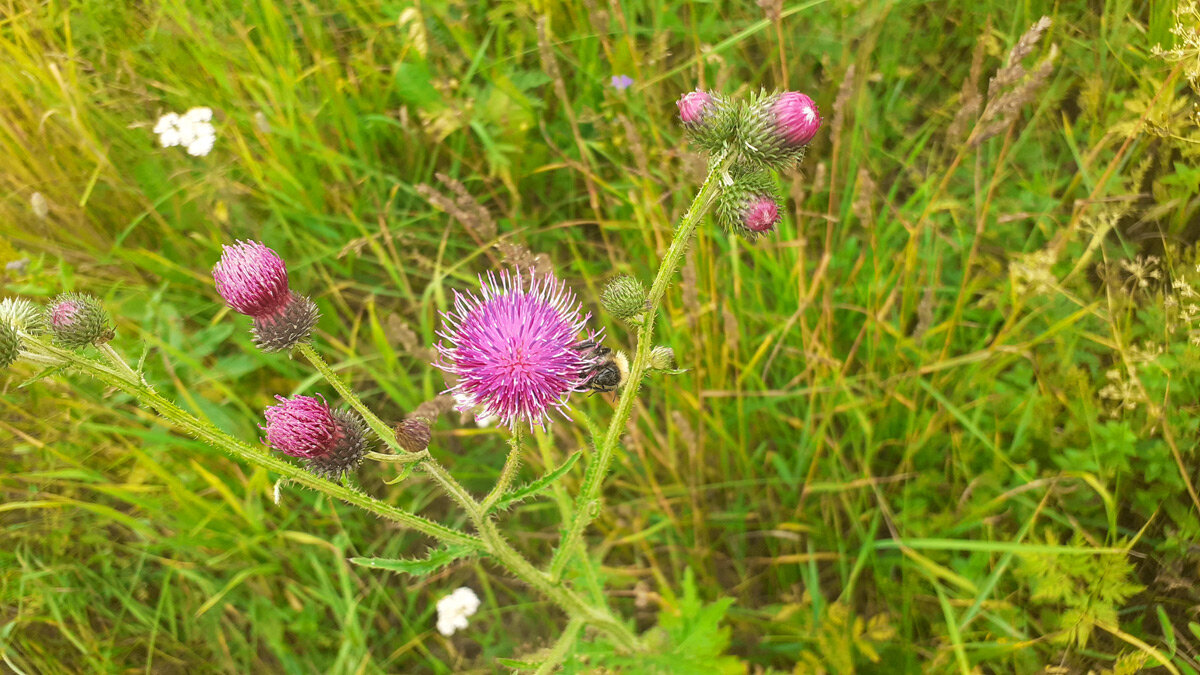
[2, 86, 819, 668]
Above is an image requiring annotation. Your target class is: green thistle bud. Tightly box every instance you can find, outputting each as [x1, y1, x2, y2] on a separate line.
[0, 320, 19, 369]
[648, 346, 676, 371]
[46, 292, 114, 348]
[601, 275, 648, 319]
[0, 297, 44, 334]
[715, 168, 782, 241]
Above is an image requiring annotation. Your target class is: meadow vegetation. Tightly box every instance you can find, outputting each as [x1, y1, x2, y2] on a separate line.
[2, 0, 1200, 672]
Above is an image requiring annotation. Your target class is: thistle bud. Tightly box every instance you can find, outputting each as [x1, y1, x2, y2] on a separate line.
[213, 241, 319, 352]
[0, 321, 19, 369]
[648, 345, 676, 371]
[46, 293, 114, 348]
[0, 297, 44, 334]
[738, 90, 821, 168]
[394, 417, 432, 453]
[601, 275, 647, 319]
[677, 89, 736, 152]
[263, 395, 369, 479]
[715, 168, 782, 241]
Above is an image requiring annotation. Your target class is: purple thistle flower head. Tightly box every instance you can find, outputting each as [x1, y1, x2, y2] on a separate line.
[772, 92, 821, 147]
[743, 195, 781, 234]
[263, 394, 369, 478]
[213, 240, 291, 318]
[435, 269, 600, 430]
[263, 395, 342, 459]
[50, 299, 80, 329]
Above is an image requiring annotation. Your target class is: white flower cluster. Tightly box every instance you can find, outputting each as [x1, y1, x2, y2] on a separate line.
[435, 586, 480, 636]
[154, 107, 216, 156]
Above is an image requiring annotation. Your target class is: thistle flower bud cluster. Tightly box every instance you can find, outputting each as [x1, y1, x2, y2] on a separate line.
[213, 241, 319, 352]
[46, 293, 114, 348]
[676, 86, 821, 241]
[601, 275, 647, 320]
[263, 395, 369, 479]
[0, 297, 45, 335]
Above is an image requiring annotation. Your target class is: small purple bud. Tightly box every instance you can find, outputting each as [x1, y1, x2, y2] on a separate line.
[677, 90, 713, 125]
[46, 293, 114, 348]
[263, 395, 368, 479]
[743, 195, 781, 234]
[772, 92, 821, 147]
[394, 418, 432, 453]
[213, 241, 291, 318]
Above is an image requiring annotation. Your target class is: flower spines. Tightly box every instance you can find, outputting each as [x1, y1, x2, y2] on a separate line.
[213, 241, 318, 352]
[601, 275, 647, 319]
[395, 417, 432, 453]
[736, 89, 821, 169]
[677, 90, 738, 153]
[0, 298, 44, 334]
[263, 395, 369, 479]
[46, 293, 114, 348]
[435, 268, 599, 429]
[0, 320, 18, 368]
[715, 168, 783, 241]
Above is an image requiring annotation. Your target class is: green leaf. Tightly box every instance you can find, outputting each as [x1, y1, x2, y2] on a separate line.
[350, 543, 475, 577]
[489, 450, 582, 513]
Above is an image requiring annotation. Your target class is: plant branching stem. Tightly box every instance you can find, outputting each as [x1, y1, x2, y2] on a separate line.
[482, 429, 524, 513]
[549, 151, 731, 580]
[296, 342, 639, 650]
[35, 337, 482, 548]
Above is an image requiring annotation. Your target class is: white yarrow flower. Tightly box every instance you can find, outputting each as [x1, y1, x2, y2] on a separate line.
[435, 587, 480, 637]
[154, 107, 216, 156]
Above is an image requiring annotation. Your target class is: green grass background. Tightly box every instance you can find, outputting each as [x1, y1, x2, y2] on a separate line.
[3, 0, 1199, 672]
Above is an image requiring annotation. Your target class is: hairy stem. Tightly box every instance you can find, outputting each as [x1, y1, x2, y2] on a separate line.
[28, 337, 481, 548]
[295, 342, 481, 517]
[550, 151, 731, 580]
[296, 341, 639, 647]
[481, 429, 524, 513]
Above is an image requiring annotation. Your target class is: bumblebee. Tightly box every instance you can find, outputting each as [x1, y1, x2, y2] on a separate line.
[576, 341, 630, 393]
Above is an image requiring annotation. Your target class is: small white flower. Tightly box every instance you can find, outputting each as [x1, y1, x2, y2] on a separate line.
[435, 586, 480, 637]
[30, 192, 48, 219]
[154, 108, 216, 156]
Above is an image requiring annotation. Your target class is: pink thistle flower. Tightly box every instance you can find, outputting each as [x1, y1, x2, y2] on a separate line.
[435, 269, 600, 430]
[772, 92, 821, 147]
[743, 195, 780, 234]
[212, 240, 319, 352]
[263, 394, 368, 478]
[50, 299, 81, 328]
[213, 240, 291, 318]
[677, 90, 713, 125]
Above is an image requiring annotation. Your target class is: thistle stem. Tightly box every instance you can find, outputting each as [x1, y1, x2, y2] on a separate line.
[26, 337, 482, 549]
[549, 151, 732, 580]
[295, 341, 638, 647]
[482, 429, 525, 513]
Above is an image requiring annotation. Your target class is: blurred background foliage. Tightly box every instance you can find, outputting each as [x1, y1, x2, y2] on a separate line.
[2, 0, 1200, 672]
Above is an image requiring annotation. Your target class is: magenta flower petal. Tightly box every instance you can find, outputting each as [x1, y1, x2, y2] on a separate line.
[773, 92, 821, 146]
[263, 394, 342, 459]
[213, 240, 291, 318]
[742, 195, 780, 233]
[435, 269, 599, 430]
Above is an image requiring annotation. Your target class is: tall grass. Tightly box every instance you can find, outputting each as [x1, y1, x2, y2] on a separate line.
[3, 0, 1198, 672]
